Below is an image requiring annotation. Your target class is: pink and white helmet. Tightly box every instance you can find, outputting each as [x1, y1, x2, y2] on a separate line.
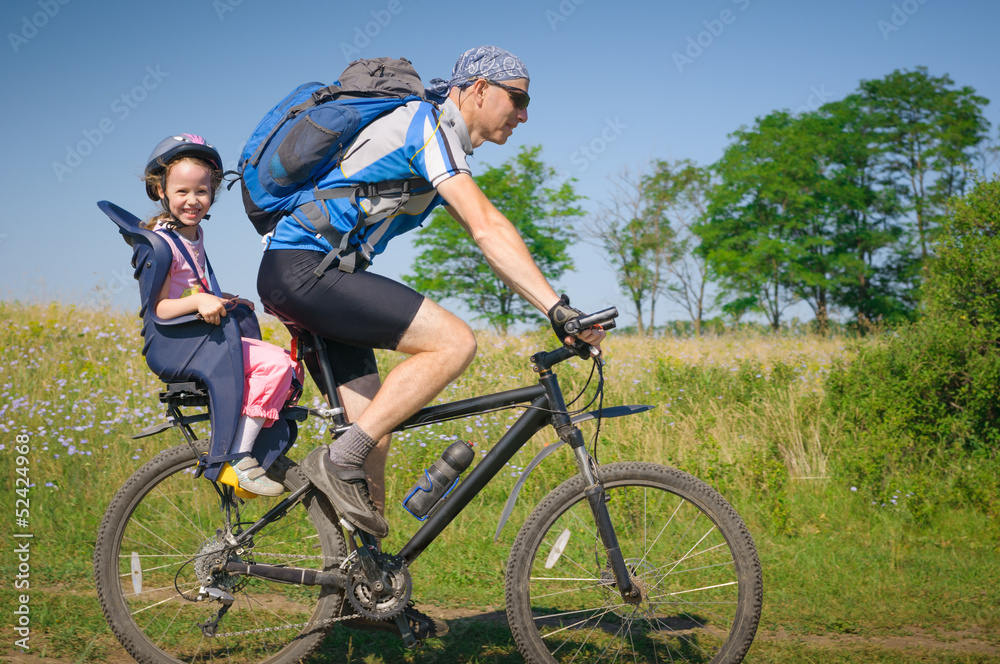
[144, 133, 223, 201]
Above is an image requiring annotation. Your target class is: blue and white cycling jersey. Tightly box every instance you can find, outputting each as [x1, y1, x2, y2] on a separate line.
[265, 97, 473, 262]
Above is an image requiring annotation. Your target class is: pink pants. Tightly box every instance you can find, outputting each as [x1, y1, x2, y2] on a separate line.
[242, 338, 301, 426]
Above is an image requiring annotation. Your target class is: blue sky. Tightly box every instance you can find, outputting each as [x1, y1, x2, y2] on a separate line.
[2, 0, 998, 329]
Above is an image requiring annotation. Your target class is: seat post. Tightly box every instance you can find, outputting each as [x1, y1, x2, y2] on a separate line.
[264, 304, 349, 429]
[311, 334, 349, 429]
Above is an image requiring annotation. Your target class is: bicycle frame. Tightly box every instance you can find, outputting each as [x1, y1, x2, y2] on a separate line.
[319, 339, 641, 599]
[390, 347, 592, 561]
[146, 333, 646, 604]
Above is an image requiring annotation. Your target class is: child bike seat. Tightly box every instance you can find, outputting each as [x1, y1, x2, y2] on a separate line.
[98, 201, 296, 480]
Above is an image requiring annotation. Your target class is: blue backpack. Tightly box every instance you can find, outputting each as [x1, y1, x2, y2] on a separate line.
[238, 57, 433, 274]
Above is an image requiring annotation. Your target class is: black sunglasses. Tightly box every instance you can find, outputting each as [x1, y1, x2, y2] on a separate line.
[485, 79, 530, 110]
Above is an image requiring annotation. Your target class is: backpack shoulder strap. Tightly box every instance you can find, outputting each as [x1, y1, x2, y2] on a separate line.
[304, 177, 432, 276]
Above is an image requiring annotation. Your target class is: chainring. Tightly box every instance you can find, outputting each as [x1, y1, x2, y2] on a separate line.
[345, 552, 412, 620]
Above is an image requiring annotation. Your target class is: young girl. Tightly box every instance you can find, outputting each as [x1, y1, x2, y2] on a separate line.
[142, 133, 300, 497]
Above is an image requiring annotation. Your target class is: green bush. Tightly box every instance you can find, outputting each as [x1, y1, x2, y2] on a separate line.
[924, 175, 1000, 327]
[824, 178, 1000, 521]
[826, 319, 1000, 487]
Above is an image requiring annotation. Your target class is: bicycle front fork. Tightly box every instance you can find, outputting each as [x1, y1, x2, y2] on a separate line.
[568, 430, 640, 603]
[534, 362, 640, 604]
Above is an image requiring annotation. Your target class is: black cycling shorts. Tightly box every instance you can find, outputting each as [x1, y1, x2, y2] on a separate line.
[257, 248, 424, 386]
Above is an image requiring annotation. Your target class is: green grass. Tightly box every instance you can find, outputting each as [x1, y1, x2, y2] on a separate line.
[1, 301, 998, 663]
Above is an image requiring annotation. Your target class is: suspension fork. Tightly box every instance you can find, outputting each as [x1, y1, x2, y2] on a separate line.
[535, 367, 638, 601]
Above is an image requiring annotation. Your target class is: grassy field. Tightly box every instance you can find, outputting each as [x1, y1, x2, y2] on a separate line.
[1, 301, 998, 663]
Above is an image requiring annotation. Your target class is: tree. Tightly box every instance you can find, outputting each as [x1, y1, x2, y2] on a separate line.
[924, 175, 1000, 327]
[813, 94, 915, 325]
[698, 69, 991, 333]
[644, 159, 714, 335]
[698, 111, 821, 331]
[586, 166, 678, 335]
[859, 67, 991, 261]
[404, 146, 582, 335]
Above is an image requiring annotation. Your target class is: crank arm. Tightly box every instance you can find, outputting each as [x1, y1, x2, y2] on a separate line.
[394, 613, 417, 648]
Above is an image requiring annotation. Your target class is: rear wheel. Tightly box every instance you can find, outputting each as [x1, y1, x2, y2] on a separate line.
[94, 442, 346, 664]
[506, 462, 762, 664]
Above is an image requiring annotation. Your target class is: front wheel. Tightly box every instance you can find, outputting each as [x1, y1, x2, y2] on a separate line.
[506, 462, 762, 664]
[94, 442, 347, 664]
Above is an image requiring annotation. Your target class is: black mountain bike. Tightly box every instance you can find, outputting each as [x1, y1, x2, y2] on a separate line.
[93, 307, 763, 664]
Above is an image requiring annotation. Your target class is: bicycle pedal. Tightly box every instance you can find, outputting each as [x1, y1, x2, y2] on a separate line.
[216, 463, 260, 501]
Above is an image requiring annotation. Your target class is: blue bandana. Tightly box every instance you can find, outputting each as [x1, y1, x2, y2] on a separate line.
[426, 45, 529, 102]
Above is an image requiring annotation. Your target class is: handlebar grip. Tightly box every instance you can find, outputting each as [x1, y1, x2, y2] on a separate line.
[564, 307, 619, 335]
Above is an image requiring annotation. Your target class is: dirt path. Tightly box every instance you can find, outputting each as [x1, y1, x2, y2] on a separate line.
[4, 610, 998, 663]
[754, 626, 1000, 655]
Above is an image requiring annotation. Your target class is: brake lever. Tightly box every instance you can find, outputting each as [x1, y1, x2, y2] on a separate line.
[569, 339, 594, 359]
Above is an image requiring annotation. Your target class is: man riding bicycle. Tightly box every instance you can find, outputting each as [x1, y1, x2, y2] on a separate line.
[256, 45, 604, 637]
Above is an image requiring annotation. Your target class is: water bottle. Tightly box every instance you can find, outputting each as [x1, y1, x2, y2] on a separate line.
[403, 440, 475, 520]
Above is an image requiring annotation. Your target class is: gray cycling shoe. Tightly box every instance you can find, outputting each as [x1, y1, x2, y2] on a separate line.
[340, 603, 449, 641]
[301, 446, 389, 538]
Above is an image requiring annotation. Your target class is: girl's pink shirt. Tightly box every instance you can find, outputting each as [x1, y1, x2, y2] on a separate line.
[153, 224, 212, 299]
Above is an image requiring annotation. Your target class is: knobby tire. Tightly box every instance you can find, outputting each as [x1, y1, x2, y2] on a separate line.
[506, 462, 763, 664]
[94, 441, 346, 664]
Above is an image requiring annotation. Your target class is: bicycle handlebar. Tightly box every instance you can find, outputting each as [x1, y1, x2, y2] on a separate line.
[550, 306, 620, 362]
[564, 306, 619, 335]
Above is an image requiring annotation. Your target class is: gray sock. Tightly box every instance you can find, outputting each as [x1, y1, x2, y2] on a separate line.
[329, 424, 378, 469]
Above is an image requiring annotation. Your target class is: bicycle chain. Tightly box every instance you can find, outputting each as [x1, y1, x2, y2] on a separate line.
[243, 551, 338, 562]
[213, 610, 361, 638]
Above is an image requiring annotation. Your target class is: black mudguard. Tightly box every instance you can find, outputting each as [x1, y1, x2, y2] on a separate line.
[493, 404, 654, 541]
